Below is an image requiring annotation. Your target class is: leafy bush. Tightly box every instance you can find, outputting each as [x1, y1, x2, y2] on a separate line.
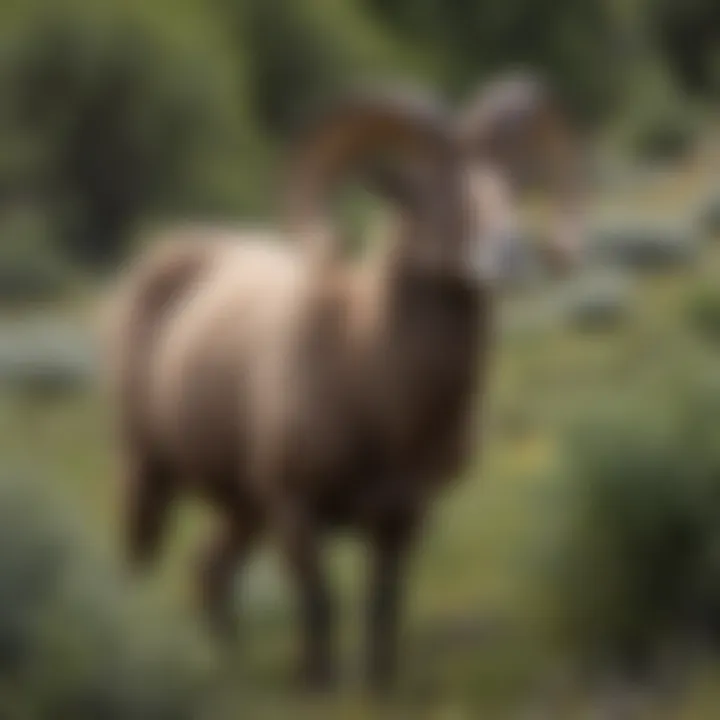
[238, 0, 415, 137]
[686, 283, 720, 344]
[589, 219, 699, 273]
[0, 0, 263, 268]
[544, 378, 720, 675]
[647, 0, 720, 100]
[0, 472, 205, 719]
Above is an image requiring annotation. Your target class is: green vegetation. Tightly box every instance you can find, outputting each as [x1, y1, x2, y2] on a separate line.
[0, 163, 718, 717]
[545, 379, 720, 674]
[589, 218, 700, 273]
[0, 473, 205, 720]
[686, 282, 720, 344]
[561, 270, 634, 332]
[0, 0, 719, 716]
[0, 0, 716, 273]
[700, 193, 720, 238]
[0, 320, 94, 398]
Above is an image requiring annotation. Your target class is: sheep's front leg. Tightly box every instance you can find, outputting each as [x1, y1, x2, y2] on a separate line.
[365, 514, 419, 694]
[278, 505, 335, 690]
[197, 514, 261, 643]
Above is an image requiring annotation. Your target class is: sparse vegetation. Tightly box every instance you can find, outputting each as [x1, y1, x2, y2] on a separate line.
[0, 473, 206, 720]
[0, 0, 718, 715]
[543, 380, 720, 676]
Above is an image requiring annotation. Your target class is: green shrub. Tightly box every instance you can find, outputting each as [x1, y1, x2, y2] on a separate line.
[686, 283, 720, 343]
[239, 0, 414, 137]
[543, 379, 720, 675]
[0, 0, 264, 268]
[0, 473, 205, 719]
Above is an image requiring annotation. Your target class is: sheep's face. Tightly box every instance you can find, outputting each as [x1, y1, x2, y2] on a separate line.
[464, 162, 584, 285]
[465, 164, 524, 284]
[457, 74, 586, 284]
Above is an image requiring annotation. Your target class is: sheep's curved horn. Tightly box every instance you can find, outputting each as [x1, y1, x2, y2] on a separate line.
[457, 72, 588, 272]
[284, 87, 466, 262]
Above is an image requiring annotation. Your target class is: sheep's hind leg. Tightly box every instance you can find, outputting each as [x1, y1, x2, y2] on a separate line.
[124, 452, 176, 571]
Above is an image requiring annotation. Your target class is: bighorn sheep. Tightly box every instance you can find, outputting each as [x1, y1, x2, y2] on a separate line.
[102, 75, 584, 692]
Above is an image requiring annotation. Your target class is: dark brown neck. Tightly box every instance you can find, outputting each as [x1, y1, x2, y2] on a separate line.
[383, 265, 491, 418]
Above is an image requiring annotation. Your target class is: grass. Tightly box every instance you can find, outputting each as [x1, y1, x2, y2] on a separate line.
[3, 161, 720, 717]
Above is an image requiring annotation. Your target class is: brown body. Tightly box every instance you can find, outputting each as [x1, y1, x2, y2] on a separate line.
[102, 78, 583, 692]
[117, 235, 490, 523]
[105, 228, 490, 690]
